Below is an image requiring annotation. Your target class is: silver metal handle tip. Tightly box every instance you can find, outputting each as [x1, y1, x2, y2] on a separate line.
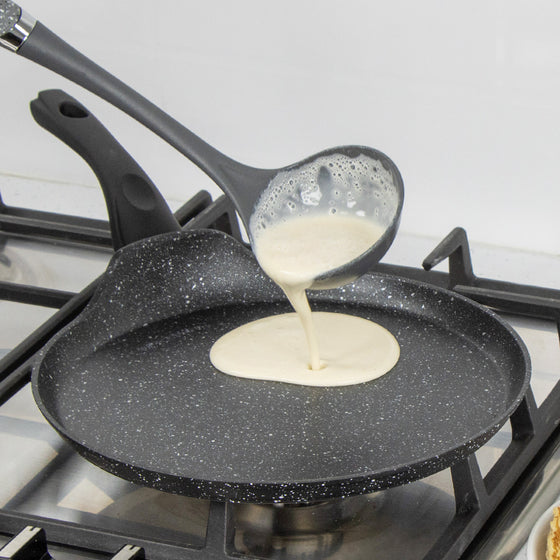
[0, 0, 21, 34]
[0, 1, 36, 52]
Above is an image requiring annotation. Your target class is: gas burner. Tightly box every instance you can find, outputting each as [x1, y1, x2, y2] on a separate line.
[230, 482, 456, 559]
[232, 499, 350, 559]
[234, 497, 368, 537]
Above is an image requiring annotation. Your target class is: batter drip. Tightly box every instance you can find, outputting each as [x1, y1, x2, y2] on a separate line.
[210, 214, 400, 386]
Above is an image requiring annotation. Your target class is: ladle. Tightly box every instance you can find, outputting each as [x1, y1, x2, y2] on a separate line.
[0, 1, 404, 288]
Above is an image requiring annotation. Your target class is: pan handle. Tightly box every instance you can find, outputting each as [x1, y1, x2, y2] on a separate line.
[30, 89, 181, 249]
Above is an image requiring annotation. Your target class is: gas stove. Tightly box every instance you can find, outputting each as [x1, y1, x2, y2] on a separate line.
[1, 184, 559, 560]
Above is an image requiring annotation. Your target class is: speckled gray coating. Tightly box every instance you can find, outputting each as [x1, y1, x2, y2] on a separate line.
[0, 0, 19, 35]
[32, 229, 530, 503]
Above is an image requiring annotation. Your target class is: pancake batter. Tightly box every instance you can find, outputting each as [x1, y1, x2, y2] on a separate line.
[210, 214, 400, 386]
[210, 311, 399, 386]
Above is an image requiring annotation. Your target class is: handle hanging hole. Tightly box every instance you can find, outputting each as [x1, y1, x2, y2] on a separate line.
[59, 101, 89, 118]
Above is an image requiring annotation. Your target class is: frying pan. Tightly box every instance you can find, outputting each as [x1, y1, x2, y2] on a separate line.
[31, 228, 530, 504]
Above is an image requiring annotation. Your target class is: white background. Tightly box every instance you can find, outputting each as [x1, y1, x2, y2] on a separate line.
[1, 0, 559, 256]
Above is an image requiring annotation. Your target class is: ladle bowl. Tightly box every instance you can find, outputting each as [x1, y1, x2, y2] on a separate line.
[0, 1, 404, 287]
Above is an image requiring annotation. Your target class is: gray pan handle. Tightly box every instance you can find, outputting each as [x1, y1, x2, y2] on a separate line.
[30, 89, 181, 249]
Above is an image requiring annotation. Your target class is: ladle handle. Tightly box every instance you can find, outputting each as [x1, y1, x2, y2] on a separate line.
[17, 21, 260, 220]
[30, 89, 181, 249]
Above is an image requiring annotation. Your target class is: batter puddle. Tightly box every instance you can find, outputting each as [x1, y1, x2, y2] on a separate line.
[210, 214, 400, 386]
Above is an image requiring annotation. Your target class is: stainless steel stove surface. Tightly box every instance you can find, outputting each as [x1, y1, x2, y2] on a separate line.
[1, 190, 560, 560]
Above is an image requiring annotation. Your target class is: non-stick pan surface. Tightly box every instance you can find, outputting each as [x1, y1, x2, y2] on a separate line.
[32, 229, 530, 503]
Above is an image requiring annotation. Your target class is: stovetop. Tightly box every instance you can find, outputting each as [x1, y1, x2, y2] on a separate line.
[1, 189, 560, 560]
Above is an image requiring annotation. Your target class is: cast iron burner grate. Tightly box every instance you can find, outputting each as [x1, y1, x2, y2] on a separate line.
[0, 191, 559, 560]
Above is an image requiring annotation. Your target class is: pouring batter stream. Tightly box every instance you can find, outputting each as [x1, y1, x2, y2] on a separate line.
[210, 214, 400, 386]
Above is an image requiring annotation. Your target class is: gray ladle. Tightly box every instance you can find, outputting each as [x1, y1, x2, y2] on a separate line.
[0, 1, 404, 288]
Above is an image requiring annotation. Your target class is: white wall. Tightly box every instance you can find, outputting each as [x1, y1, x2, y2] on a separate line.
[1, 0, 559, 255]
